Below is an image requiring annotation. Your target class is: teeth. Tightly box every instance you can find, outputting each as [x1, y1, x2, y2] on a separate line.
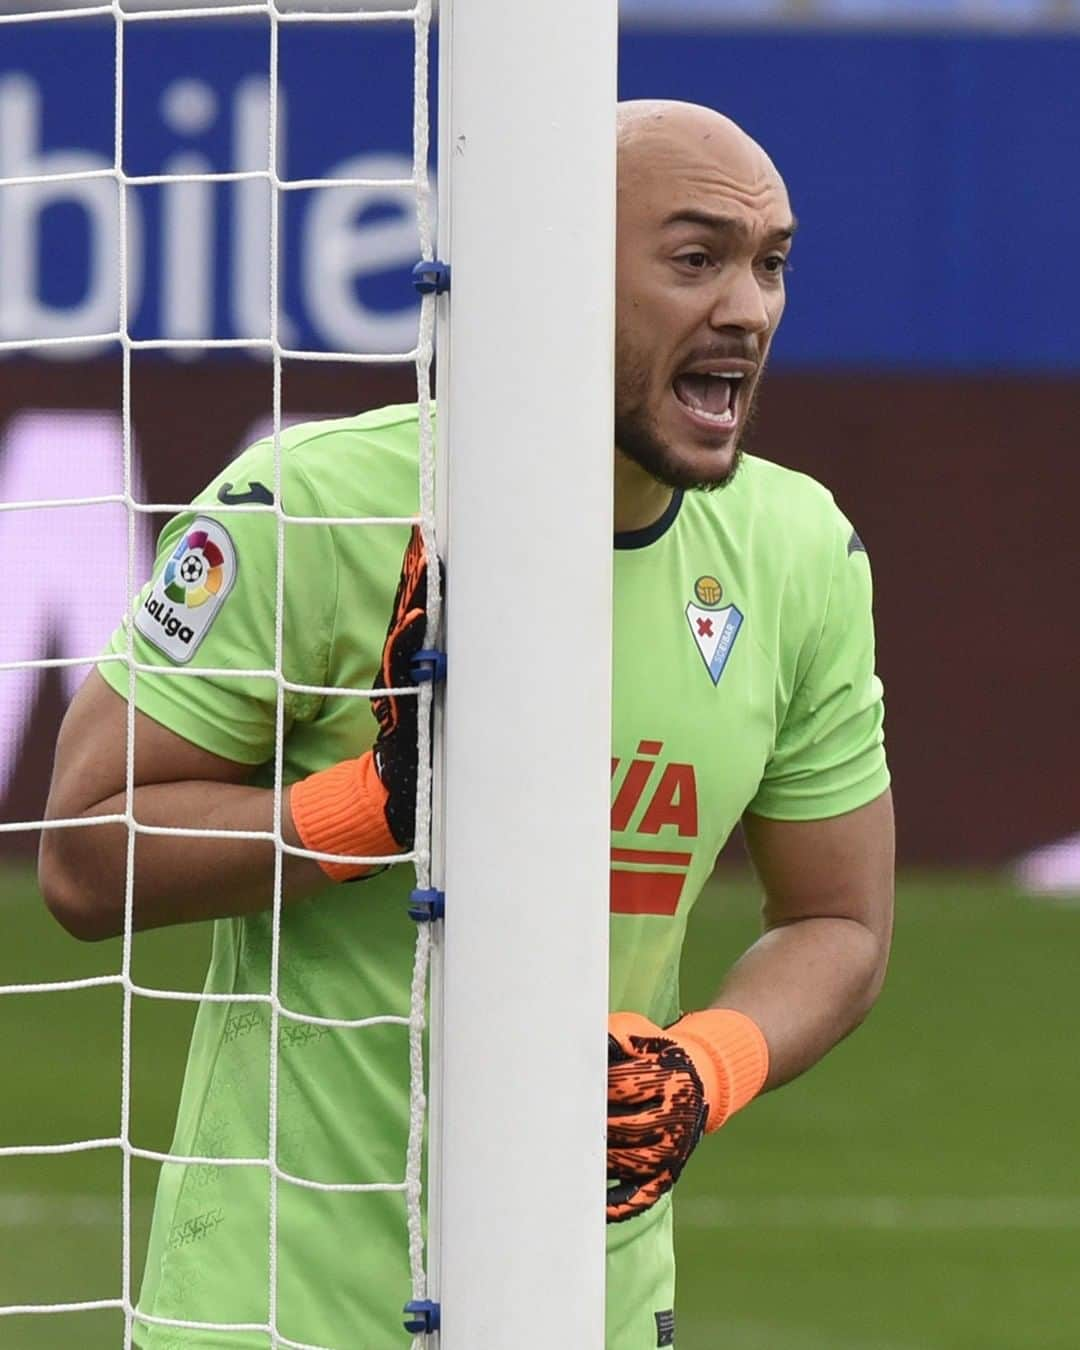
[671, 370, 741, 426]
[687, 405, 735, 426]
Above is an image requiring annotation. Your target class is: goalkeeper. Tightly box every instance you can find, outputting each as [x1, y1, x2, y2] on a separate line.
[40, 101, 893, 1350]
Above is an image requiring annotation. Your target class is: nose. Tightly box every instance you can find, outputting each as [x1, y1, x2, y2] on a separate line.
[707, 263, 771, 336]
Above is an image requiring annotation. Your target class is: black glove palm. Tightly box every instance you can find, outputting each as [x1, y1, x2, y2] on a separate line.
[371, 526, 433, 850]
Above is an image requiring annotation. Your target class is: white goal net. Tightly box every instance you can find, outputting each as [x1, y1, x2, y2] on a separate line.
[0, 0, 614, 1346]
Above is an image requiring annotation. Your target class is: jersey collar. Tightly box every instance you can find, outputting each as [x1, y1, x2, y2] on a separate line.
[613, 489, 684, 551]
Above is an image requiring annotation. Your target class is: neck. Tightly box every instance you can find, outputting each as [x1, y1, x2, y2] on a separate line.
[613, 450, 675, 534]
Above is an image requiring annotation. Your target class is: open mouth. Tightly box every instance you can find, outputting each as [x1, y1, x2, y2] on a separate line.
[671, 371, 744, 430]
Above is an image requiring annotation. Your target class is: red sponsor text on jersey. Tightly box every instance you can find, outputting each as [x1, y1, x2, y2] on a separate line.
[610, 741, 698, 917]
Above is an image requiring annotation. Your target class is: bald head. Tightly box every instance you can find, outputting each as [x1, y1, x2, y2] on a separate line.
[616, 100, 784, 201]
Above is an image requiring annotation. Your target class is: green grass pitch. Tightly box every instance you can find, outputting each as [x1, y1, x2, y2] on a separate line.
[2, 863, 1079, 1348]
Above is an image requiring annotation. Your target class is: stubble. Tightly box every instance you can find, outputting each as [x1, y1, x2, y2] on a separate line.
[613, 336, 754, 493]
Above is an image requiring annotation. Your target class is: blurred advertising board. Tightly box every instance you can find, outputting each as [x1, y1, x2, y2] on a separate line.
[2, 24, 1080, 369]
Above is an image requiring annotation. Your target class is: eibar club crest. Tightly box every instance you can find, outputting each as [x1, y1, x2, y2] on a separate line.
[685, 579, 743, 686]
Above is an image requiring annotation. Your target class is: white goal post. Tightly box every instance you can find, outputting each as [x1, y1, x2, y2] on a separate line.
[430, 1, 617, 1346]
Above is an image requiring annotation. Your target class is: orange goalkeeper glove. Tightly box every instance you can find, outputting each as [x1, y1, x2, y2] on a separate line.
[290, 525, 434, 881]
[606, 1008, 769, 1224]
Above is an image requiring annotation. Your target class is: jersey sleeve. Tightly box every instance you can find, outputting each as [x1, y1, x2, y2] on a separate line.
[98, 439, 338, 765]
[748, 514, 890, 821]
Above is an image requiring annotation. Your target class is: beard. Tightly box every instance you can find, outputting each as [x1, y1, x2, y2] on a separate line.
[614, 339, 759, 493]
[614, 401, 745, 493]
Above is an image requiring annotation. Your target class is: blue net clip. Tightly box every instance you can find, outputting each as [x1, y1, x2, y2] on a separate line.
[411, 648, 446, 684]
[411, 259, 451, 295]
[403, 1299, 442, 1334]
[408, 888, 445, 923]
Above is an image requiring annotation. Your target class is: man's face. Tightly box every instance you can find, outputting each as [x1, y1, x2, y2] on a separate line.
[615, 118, 795, 491]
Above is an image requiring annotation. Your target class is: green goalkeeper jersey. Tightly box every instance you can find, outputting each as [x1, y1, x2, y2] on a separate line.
[101, 404, 888, 1350]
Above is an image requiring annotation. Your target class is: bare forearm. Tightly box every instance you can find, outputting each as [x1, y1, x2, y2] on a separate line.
[711, 916, 887, 1089]
[40, 780, 325, 938]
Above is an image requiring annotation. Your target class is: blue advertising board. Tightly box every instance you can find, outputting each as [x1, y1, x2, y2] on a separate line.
[1, 20, 1078, 370]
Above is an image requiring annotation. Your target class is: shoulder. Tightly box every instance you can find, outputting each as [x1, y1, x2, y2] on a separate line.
[280, 403, 425, 466]
[204, 404, 425, 518]
[686, 453, 855, 575]
[735, 454, 851, 543]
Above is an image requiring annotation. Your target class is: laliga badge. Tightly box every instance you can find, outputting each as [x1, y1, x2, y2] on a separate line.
[686, 575, 742, 686]
[135, 516, 237, 663]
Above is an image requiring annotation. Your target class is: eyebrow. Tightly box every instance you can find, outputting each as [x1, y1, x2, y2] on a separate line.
[660, 208, 798, 242]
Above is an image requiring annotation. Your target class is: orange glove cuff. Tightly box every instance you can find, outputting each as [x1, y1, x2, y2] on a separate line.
[608, 1011, 663, 1045]
[289, 749, 401, 883]
[670, 1009, 770, 1133]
